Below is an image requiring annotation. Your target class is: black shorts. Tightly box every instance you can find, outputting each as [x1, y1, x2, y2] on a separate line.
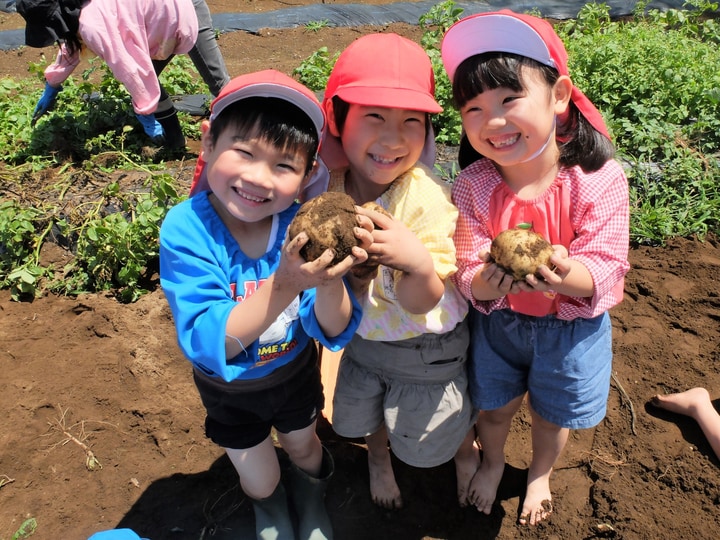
[192, 341, 324, 450]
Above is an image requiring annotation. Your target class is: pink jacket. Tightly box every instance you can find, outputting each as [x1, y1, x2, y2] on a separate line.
[45, 0, 198, 115]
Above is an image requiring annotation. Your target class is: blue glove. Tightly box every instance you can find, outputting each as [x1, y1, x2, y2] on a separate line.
[32, 82, 61, 126]
[135, 113, 165, 143]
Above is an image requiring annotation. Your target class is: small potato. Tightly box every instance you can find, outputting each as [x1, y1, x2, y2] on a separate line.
[489, 228, 554, 281]
[288, 192, 358, 265]
[361, 201, 392, 220]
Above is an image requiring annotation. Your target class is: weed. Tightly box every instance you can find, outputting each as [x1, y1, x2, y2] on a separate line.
[11, 518, 37, 540]
[293, 47, 335, 92]
[305, 19, 330, 32]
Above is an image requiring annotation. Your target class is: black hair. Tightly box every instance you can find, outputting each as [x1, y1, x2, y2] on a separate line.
[452, 52, 614, 172]
[208, 97, 320, 176]
[59, 0, 84, 54]
[330, 95, 432, 137]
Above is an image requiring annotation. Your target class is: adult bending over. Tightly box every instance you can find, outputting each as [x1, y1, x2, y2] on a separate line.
[17, 0, 230, 148]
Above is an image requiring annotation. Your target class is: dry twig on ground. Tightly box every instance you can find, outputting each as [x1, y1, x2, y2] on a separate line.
[46, 405, 103, 471]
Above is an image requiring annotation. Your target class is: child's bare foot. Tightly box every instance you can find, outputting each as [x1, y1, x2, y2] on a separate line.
[468, 458, 504, 514]
[368, 451, 402, 509]
[519, 475, 553, 526]
[455, 439, 481, 507]
[652, 387, 710, 417]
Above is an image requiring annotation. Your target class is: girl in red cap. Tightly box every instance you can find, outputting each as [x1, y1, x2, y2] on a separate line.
[321, 33, 479, 511]
[441, 10, 630, 526]
[160, 70, 371, 540]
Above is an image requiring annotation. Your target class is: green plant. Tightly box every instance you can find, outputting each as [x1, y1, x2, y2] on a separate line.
[293, 47, 335, 92]
[305, 19, 331, 32]
[0, 55, 204, 167]
[52, 173, 184, 303]
[11, 518, 37, 540]
[0, 200, 52, 300]
[558, 1, 720, 244]
[418, 0, 464, 144]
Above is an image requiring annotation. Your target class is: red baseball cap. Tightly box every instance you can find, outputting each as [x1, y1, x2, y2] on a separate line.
[323, 33, 442, 114]
[190, 69, 326, 197]
[441, 10, 610, 139]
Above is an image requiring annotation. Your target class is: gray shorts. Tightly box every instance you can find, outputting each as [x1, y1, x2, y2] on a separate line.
[331, 320, 475, 468]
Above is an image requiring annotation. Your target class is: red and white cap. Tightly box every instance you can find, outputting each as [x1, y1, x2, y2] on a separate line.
[320, 33, 441, 171]
[323, 32, 442, 114]
[441, 10, 610, 139]
[190, 69, 327, 197]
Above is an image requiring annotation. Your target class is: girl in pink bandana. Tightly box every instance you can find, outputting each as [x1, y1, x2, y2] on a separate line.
[442, 10, 630, 526]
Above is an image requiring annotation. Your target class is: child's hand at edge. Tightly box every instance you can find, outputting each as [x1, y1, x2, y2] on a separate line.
[355, 205, 433, 276]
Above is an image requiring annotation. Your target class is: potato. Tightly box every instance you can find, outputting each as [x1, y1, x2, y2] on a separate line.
[489, 228, 554, 281]
[361, 201, 392, 220]
[288, 191, 358, 265]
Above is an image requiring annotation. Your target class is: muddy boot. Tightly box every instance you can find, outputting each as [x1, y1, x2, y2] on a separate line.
[155, 98, 186, 150]
[251, 481, 295, 540]
[288, 446, 334, 540]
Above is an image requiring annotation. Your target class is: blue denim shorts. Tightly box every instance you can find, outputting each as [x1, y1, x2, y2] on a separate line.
[468, 309, 612, 429]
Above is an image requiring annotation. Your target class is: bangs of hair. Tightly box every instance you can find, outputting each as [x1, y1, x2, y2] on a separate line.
[330, 95, 432, 137]
[452, 53, 556, 109]
[211, 97, 320, 168]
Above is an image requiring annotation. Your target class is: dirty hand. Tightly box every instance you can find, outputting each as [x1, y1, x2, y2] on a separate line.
[135, 113, 165, 143]
[357, 205, 430, 275]
[32, 82, 62, 126]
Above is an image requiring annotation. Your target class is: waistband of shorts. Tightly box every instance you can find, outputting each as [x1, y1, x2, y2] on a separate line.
[346, 319, 469, 383]
[494, 309, 606, 329]
[193, 341, 316, 393]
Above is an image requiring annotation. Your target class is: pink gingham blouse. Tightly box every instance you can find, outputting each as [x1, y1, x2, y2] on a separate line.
[451, 158, 630, 320]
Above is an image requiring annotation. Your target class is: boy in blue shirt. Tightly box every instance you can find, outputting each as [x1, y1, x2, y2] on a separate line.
[160, 70, 369, 540]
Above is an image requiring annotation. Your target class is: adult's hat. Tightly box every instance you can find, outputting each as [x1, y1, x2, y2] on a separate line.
[441, 10, 610, 139]
[16, 0, 70, 48]
[189, 69, 327, 197]
[323, 33, 442, 114]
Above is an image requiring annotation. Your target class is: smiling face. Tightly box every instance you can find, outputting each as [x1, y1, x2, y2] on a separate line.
[201, 120, 311, 226]
[329, 102, 427, 201]
[460, 65, 571, 169]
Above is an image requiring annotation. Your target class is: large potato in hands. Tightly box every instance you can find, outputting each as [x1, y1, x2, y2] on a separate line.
[288, 192, 358, 265]
[490, 228, 554, 281]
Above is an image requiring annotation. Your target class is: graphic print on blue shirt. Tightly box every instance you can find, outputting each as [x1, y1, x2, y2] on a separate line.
[230, 280, 302, 367]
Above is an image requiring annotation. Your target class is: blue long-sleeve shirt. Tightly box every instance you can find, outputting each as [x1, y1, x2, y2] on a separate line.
[160, 192, 361, 382]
